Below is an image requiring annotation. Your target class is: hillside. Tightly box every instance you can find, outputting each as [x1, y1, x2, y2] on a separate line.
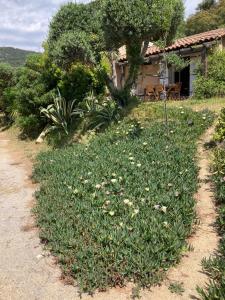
[0, 47, 38, 67]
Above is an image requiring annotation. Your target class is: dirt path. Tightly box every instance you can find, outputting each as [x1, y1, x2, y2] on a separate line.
[0, 126, 219, 300]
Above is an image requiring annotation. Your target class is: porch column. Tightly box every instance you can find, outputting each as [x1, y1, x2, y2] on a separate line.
[201, 46, 208, 77]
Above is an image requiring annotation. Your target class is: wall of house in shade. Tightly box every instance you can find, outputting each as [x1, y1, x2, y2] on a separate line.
[115, 37, 225, 97]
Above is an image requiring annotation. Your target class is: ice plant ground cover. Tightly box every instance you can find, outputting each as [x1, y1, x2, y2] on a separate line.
[33, 105, 214, 293]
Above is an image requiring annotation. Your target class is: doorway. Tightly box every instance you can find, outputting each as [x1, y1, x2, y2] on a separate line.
[175, 63, 190, 97]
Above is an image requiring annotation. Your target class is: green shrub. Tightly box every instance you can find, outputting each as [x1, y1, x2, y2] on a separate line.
[82, 92, 121, 130]
[193, 50, 225, 99]
[59, 63, 105, 103]
[40, 91, 83, 135]
[33, 106, 213, 293]
[214, 108, 225, 142]
[0, 63, 15, 117]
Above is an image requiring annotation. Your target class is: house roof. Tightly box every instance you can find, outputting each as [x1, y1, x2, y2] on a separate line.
[118, 28, 225, 62]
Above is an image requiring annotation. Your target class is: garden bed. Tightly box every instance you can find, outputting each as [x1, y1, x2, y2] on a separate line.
[33, 106, 213, 293]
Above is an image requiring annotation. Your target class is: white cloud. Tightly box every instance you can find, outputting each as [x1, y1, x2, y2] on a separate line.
[0, 0, 202, 51]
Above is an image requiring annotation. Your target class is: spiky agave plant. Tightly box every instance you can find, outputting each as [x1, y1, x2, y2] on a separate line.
[41, 90, 83, 135]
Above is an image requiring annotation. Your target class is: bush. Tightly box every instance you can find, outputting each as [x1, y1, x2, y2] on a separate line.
[82, 92, 121, 130]
[0, 63, 15, 116]
[59, 63, 105, 103]
[33, 106, 213, 293]
[214, 108, 225, 142]
[193, 50, 225, 99]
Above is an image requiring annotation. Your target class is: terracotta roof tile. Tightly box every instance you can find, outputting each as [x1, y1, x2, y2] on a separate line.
[118, 28, 225, 62]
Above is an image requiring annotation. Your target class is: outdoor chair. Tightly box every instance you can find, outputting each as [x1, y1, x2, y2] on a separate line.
[168, 82, 182, 100]
[154, 84, 164, 100]
[144, 84, 156, 101]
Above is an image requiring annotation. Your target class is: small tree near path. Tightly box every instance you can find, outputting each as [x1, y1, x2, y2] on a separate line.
[47, 0, 184, 106]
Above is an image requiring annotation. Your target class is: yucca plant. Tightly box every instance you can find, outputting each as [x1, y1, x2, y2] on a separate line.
[82, 91, 121, 130]
[41, 90, 83, 135]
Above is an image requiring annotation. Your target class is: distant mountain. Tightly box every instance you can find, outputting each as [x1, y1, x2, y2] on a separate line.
[0, 47, 39, 67]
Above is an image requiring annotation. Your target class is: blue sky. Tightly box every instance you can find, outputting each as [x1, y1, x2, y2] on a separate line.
[0, 0, 202, 51]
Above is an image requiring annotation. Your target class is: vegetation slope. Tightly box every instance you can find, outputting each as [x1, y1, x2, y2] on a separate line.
[33, 104, 214, 293]
[0, 47, 38, 67]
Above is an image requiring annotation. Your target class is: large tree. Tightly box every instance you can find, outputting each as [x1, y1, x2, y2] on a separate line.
[47, 0, 184, 105]
[186, 0, 225, 36]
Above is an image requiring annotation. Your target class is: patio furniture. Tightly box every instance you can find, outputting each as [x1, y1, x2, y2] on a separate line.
[154, 84, 164, 100]
[167, 82, 182, 100]
[144, 84, 156, 101]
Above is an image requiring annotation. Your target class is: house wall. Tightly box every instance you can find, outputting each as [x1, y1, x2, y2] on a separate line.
[116, 63, 160, 94]
[116, 38, 225, 97]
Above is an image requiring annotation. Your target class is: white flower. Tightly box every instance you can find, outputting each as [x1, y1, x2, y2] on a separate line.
[141, 198, 145, 203]
[129, 157, 134, 161]
[105, 200, 111, 206]
[123, 150, 126, 153]
[143, 142, 148, 146]
[123, 199, 133, 206]
[88, 172, 92, 176]
[123, 199, 130, 205]
[145, 187, 150, 192]
[168, 183, 173, 187]
[111, 178, 117, 183]
[154, 204, 160, 210]
[141, 127, 144, 130]
[137, 163, 142, 168]
[119, 222, 124, 227]
[84, 180, 89, 184]
[119, 176, 123, 181]
[202, 116, 206, 120]
[73, 189, 79, 194]
[109, 211, 115, 216]
[161, 206, 167, 213]
[181, 111, 184, 114]
[95, 184, 102, 189]
[131, 209, 139, 218]
[112, 173, 116, 177]
[131, 162, 135, 165]
[163, 221, 169, 228]
[106, 191, 110, 195]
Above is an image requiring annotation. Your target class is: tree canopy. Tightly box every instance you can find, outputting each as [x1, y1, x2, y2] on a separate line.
[47, 0, 184, 104]
[186, 0, 225, 36]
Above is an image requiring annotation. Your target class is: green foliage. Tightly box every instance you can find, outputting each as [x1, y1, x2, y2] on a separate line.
[11, 54, 59, 137]
[0, 63, 15, 115]
[59, 63, 105, 103]
[102, 0, 184, 92]
[197, 140, 225, 299]
[0, 47, 38, 67]
[51, 31, 96, 69]
[102, 0, 184, 49]
[214, 108, 225, 142]
[48, 0, 184, 102]
[197, 0, 216, 11]
[82, 92, 121, 130]
[185, 0, 225, 36]
[193, 50, 225, 99]
[48, 2, 103, 68]
[40, 91, 83, 135]
[33, 106, 213, 293]
[169, 282, 185, 295]
[165, 53, 189, 71]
